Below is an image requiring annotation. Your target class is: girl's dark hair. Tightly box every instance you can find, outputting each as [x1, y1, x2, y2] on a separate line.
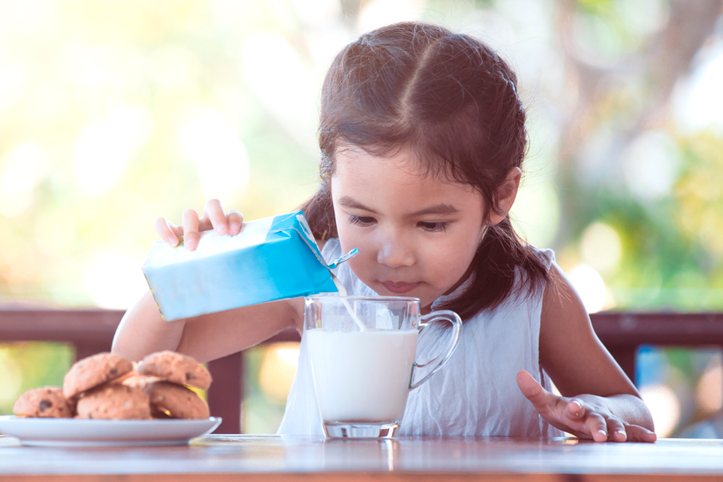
[300, 21, 548, 320]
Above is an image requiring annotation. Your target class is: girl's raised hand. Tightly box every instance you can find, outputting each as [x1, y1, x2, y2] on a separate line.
[154, 199, 244, 251]
[516, 370, 657, 443]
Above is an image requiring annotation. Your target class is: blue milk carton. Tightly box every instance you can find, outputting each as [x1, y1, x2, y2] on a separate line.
[142, 211, 356, 321]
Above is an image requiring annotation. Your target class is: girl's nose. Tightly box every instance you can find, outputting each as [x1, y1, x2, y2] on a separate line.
[377, 235, 415, 268]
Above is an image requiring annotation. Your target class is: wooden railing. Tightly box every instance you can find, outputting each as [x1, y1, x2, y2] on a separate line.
[591, 312, 723, 382]
[1, 308, 722, 433]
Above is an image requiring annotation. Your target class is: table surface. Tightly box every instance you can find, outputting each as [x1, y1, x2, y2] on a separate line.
[2, 434, 723, 481]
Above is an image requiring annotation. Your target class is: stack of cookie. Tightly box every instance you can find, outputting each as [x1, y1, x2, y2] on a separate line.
[64, 352, 148, 419]
[12, 351, 212, 421]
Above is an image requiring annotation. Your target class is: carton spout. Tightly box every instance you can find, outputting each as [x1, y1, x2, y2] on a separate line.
[328, 248, 359, 270]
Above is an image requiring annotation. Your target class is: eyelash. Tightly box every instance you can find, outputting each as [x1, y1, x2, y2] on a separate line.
[348, 216, 448, 233]
[419, 222, 448, 233]
[348, 216, 375, 227]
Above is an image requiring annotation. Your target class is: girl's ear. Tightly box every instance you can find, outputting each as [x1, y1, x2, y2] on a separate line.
[488, 167, 522, 226]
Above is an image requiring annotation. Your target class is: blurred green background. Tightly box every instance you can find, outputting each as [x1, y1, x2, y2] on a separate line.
[1, 0, 723, 437]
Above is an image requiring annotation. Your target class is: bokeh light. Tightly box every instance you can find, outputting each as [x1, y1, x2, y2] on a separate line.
[83, 252, 149, 310]
[580, 222, 622, 274]
[696, 360, 723, 416]
[258, 342, 300, 404]
[622, 131, 680, 201]
[0, 350, 23, 406]
[511, 179, 561, 248]
[242, 31, 318, 154]
[640, 383, 681, 438]
[568, 263, 608, 313]
[243, 342, 301, 434]
[178, 108, 249, 202]
[0, 143, 52, 217]
[673, 41, 723, 133]
[358, 0, 424, 33]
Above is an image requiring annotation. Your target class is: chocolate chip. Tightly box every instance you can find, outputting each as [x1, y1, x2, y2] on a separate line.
[186, 372, 196, 380]
[88, 413, 93, 419]
[39, 400, 52, 411]
[109, 368, 118, 376]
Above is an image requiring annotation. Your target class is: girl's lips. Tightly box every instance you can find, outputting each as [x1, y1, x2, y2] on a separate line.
[380, 281, 421, 294]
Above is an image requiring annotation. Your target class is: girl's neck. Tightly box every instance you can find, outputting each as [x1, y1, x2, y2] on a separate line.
[422, 261, 474, 315]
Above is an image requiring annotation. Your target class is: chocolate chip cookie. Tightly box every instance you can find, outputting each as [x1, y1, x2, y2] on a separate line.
[75, 383, 151, 420]
[136, 351, 212, 389]
[13, 387, 74, 418]
[144, 381, 210, 419]
[63, 352, 133, 399]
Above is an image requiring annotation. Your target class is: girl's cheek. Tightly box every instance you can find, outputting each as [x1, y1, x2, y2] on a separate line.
[347, 254, 376, 286]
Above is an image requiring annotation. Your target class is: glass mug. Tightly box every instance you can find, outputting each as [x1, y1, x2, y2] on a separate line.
[305, 295, 462, 439]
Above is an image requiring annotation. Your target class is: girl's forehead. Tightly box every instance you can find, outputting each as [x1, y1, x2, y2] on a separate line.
[333, 146, 480, 200]
[336, 152, 479, 202]
[335, 144, 453, 184]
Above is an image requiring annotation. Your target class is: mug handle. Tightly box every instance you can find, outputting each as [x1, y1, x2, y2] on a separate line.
[409, 310, 462, 390]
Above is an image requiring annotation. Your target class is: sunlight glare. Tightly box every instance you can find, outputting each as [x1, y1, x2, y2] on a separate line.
[178, 108, 249, 200]
[673, 42, 723, 133]
[0, 142, 52, 217]
[568, 263, 607, 313]
[358, 0, 424, 33]
[75, 104, 153, 195]
[83, 252, 149, 310]
[0, 64, 27, 114]
[242, 32, 317, 153]
[293, 0, 340, 25]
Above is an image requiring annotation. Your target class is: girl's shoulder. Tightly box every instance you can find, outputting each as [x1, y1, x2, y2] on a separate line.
[524, 244, 556, 273]
[497, 244, 556, 311]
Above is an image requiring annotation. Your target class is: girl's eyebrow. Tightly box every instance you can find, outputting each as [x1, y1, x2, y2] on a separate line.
[338, 196, 459, 217]
[339, 196, 377, 213]
[410, 204, 459, 216]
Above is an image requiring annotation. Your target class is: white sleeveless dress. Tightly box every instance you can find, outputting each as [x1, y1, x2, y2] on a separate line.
[277, 238, 564, 438]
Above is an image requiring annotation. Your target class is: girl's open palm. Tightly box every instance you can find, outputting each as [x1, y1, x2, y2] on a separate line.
[516, 370, 657, 443]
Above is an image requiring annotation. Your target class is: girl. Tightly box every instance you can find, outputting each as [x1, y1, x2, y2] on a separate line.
[113, 22, 656, 442]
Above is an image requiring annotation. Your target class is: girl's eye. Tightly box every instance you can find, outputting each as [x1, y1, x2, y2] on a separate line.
[349, 215, 376, 227]
[419, 221, 448, 232]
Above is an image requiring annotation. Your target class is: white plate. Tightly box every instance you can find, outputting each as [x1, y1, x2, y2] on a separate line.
[0, 415, 222, 447]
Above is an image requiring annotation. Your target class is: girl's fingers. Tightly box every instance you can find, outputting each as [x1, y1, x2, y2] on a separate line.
[516, 370, 555, 417]
[529, 387, 655, 444]
[154, 201, 242, 252]
[227, 210, 244, 235]
[182, 209, 201, 251]
[202, 199, 228, 234]
[606, 417, 627, 443]
[586, 412, 609, 442]
[565, 398, 585, 420]
[625, 424, 658, 443]
[155, 217, 183, 247]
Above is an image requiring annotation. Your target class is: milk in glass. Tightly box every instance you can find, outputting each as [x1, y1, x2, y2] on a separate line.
[307, 329, 417, 422]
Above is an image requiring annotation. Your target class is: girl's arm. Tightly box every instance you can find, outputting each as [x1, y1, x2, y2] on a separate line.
[112, 290, 303, 362]
[516, 263, 657, 443]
